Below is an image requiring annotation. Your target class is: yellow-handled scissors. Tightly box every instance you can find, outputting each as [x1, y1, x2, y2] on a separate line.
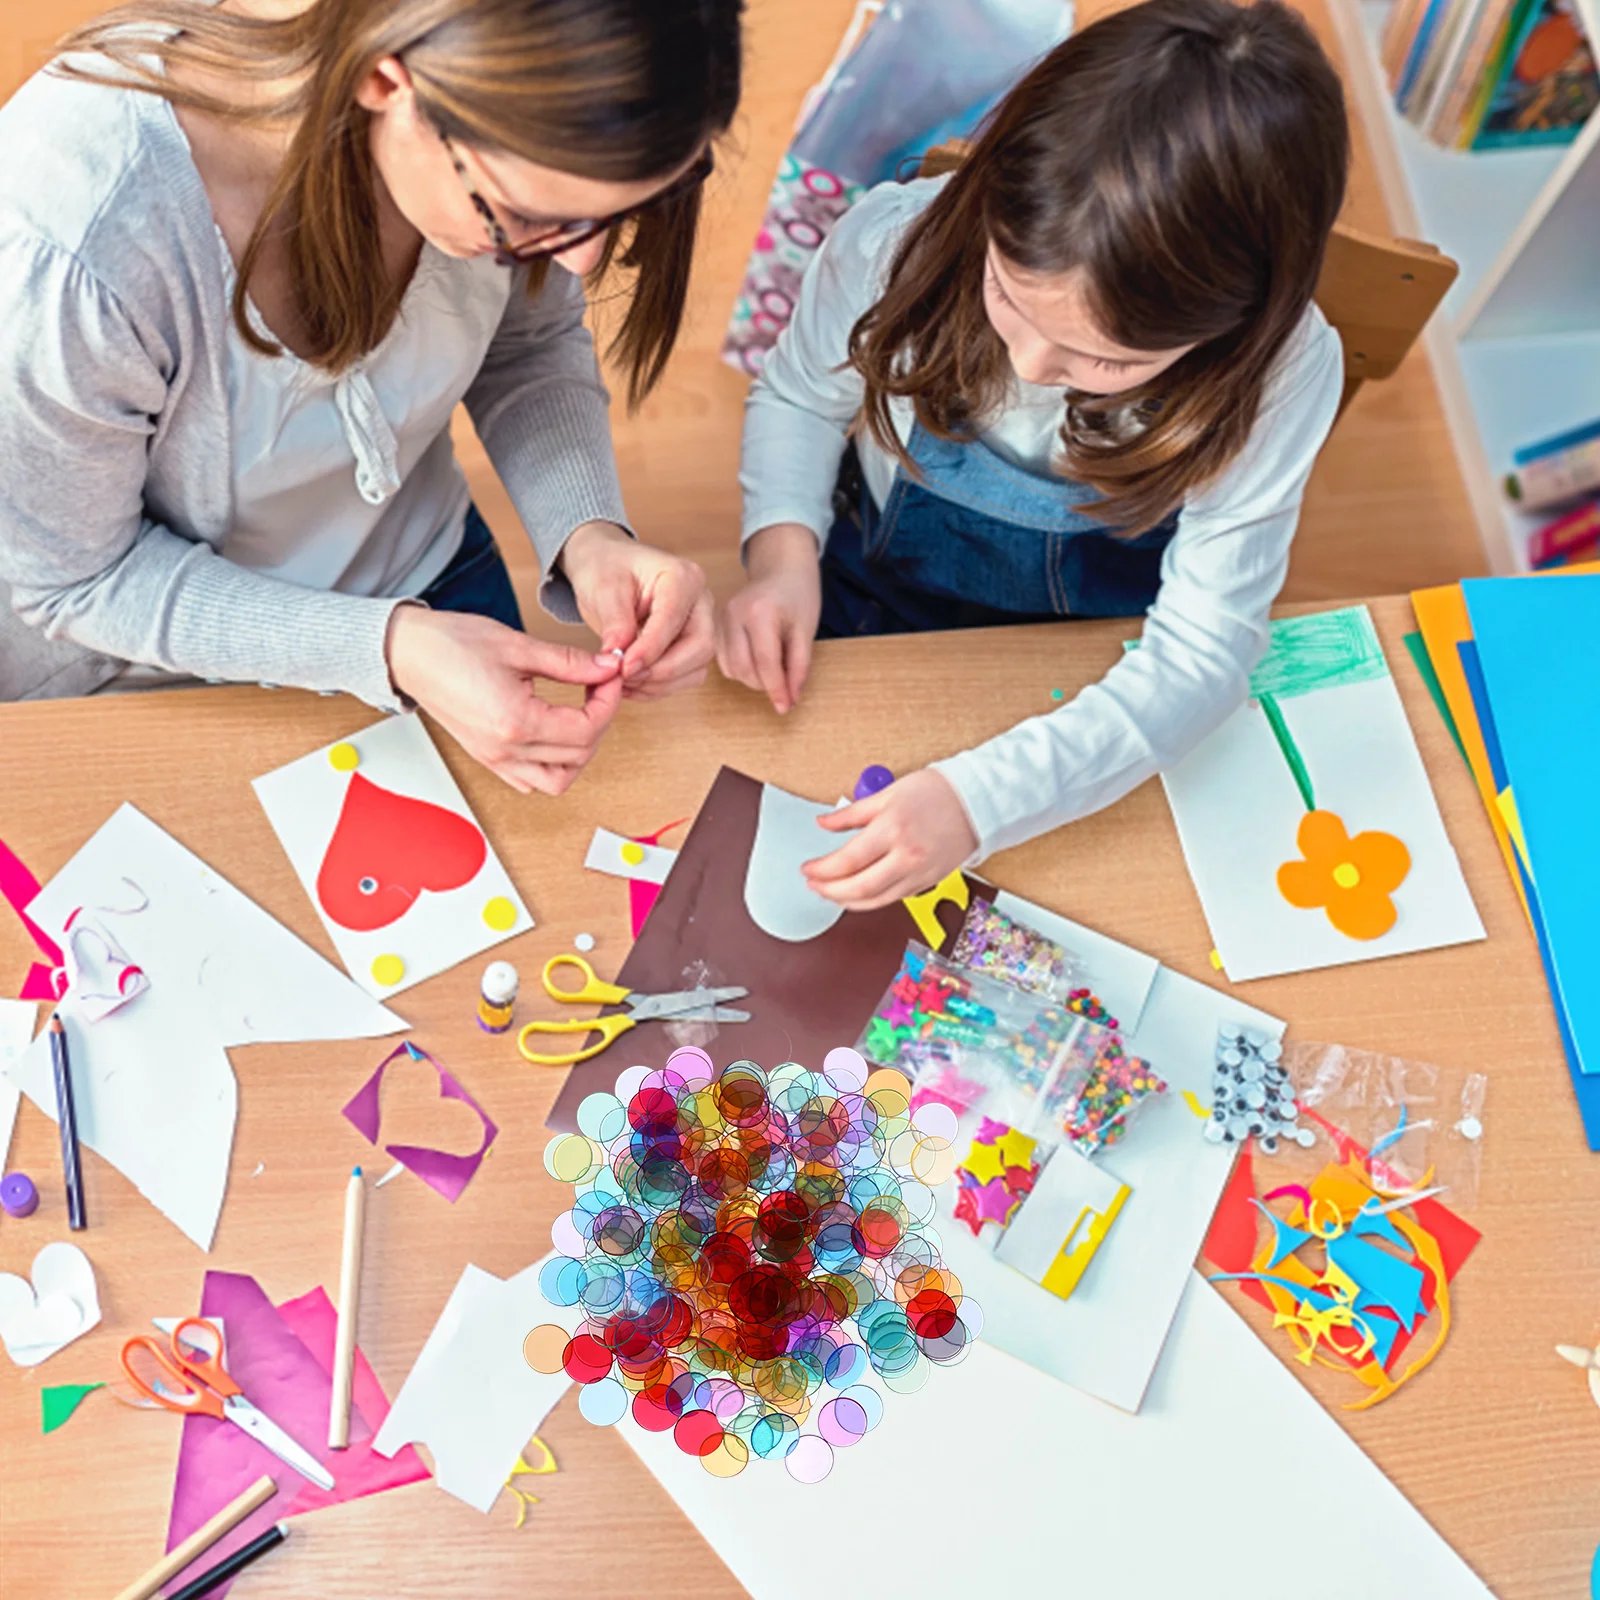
[518, 954, 750, 1066]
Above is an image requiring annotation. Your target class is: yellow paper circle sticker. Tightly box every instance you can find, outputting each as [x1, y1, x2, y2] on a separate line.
[523, 1325, 571, 1376]
[370, 954, 405, 987]
[328, 742, 360, 772]
[620, 841, 647, 867]
[482, 896, 517, 932]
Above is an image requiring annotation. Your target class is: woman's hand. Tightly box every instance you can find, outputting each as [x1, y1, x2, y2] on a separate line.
[715, 522, 822, 714]
[559, 521, 713, 701]
[803, 769, 978, 909]
[386, 605, 624, 796]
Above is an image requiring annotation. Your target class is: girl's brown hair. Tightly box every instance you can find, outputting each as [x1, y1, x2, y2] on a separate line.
[53, 0, 743, 402]
[849, 0, 1349, 532]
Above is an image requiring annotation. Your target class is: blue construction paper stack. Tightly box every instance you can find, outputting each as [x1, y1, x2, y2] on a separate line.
[1462, 573, 1600, 1149]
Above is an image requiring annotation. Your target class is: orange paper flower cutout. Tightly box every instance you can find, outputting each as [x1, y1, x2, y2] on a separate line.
[1276, 810, 1411, 940]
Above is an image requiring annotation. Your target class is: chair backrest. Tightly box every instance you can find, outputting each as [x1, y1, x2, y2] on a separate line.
[915, 142, 1459, 418]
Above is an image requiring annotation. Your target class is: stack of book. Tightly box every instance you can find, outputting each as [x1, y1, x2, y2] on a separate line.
[1383, 0, 1598, 148]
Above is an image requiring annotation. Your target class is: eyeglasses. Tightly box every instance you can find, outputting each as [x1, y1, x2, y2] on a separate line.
[437, 127, 714, 267]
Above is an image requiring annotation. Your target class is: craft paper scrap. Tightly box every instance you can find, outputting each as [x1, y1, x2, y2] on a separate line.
[167, 1273, 428, 1598]
[0, 997, 36, 1175]
[620, 1275, 1494, 1600]
[1155, 606, 1484, 981]
[341, 1042, 498, 1203]
[41, 1381, 104, 1433]
[59, 911, 148, 1022]
[0, 830, 63, 1001]
[0, 1242, 101, 1367]
[995, 1147, 1129, 1301]
[976, 892, 1279, 1413]
[743, 784, 855, 942]
[253, 714, 533, 997]
[584, 828, 677, 887]
[4, 806, 403, 1250]
[373, 1258, 583, 1514]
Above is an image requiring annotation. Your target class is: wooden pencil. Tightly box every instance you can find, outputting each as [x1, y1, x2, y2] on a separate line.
[328, 1165, 366, 1449]
[111, 1475, 276, 1600]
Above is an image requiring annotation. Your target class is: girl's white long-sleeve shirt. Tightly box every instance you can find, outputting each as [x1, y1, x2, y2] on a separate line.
[739, 178, 1345, 860]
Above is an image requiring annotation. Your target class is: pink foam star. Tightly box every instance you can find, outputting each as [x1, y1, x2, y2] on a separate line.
[971, 1175, 1021, 1228]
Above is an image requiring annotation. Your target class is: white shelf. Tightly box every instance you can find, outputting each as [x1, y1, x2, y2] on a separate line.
[1334, 0, 1600, 572]
[1458, 331, 1600, 555]
[1355, 0, 1569, 325]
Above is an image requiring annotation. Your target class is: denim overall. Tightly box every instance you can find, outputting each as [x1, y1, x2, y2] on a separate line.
[819, 423, 1178, 637]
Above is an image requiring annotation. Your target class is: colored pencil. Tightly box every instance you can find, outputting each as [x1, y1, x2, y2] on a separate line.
[112, 1475, 277, 1600]
[165, 1521, 289, 1600]
[49, 1014, 86, 1231]
[328, 1166, 366, 1449]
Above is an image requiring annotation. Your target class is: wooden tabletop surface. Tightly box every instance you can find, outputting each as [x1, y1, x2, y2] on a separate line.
[0, 595, 1591, 1599]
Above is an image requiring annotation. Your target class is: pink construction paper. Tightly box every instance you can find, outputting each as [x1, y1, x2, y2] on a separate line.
[162, 1273, 428, 1597]
[628, 820, 686, 938]
[1, 833, 64, 1000]
[341, 1042, 497, 1203]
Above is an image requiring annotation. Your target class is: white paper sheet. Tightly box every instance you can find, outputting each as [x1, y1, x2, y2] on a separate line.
[372, 1258, 582, 1513]
[970, 893, 1281, 1411]
[584, 828, 677, 886]
[4, 806, 404, 1250]
[744, 785, 854, 942]
[0, 999, 37, 1176]
[253, 714, 534, 997]
[1159, 660, 1485, 982]
[622, 1276, 1492, 1600]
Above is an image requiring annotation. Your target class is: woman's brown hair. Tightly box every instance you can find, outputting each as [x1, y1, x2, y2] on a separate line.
[53, 0, 743, 402]
[849, 0, 1349, 532]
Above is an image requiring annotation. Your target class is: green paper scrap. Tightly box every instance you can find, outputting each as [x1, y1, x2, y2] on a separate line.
[1401, 630, 1469, 765]
[1123, 606, 1387, 700]
[41, 1382, 104, 1434]
[1259, 692, 1316, 813]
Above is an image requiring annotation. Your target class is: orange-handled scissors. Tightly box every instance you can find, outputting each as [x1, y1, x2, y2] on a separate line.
[517, 954, 750, 1067]
[120, 1317, 334, 1490]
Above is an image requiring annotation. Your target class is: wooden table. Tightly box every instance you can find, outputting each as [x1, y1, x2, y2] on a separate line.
[0, 597, 1588, 1599]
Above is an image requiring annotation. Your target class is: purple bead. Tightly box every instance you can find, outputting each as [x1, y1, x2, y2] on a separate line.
[854, 764, 895, 801]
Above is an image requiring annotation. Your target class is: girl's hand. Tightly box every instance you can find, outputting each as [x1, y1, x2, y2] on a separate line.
[804, 770, 978, 909]
[559, 521, 713, 701]
[386, 605, 624, 796]
[716, 522, 822, 714]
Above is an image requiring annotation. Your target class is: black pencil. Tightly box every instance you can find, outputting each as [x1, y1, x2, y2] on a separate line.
[165, 1522, 288, 1600]
[48, 1014, 85, 1231]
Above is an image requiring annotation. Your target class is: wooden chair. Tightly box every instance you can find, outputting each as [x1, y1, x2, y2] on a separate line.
[916, 142, 1458, 419]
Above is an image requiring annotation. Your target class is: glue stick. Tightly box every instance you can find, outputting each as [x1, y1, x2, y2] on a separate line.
[478, 962, 519, 1033]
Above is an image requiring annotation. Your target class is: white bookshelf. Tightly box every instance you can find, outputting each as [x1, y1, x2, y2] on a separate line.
[1333, 0, 1600, 570]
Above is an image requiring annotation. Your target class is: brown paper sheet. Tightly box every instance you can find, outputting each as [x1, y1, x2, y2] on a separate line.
[547, 767, 990, 1130]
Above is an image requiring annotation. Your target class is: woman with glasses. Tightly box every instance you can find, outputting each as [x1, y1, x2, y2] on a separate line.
[0, 0, 739, 795]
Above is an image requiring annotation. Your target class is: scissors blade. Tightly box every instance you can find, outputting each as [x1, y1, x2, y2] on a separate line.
[629, 987, 750, 1021]
[709, 1008, 752, 1023]
[224, 1395, 335, 1491]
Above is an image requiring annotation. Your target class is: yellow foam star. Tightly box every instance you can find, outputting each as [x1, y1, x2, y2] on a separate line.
[994, 1127, 1038, 1173]
[957, 1138, 1008, 1188]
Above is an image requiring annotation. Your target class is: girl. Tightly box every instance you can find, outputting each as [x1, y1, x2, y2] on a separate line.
[0, 0, 740, 796]
[718, 0, 1349, 903]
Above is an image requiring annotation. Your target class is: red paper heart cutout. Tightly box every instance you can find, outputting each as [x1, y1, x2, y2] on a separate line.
[317, 773, 487, 931]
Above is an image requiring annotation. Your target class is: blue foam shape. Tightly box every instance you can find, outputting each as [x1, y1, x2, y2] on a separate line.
[1251, 1198, 1314, 1269]
[1328, 1233, 1427, 1332]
